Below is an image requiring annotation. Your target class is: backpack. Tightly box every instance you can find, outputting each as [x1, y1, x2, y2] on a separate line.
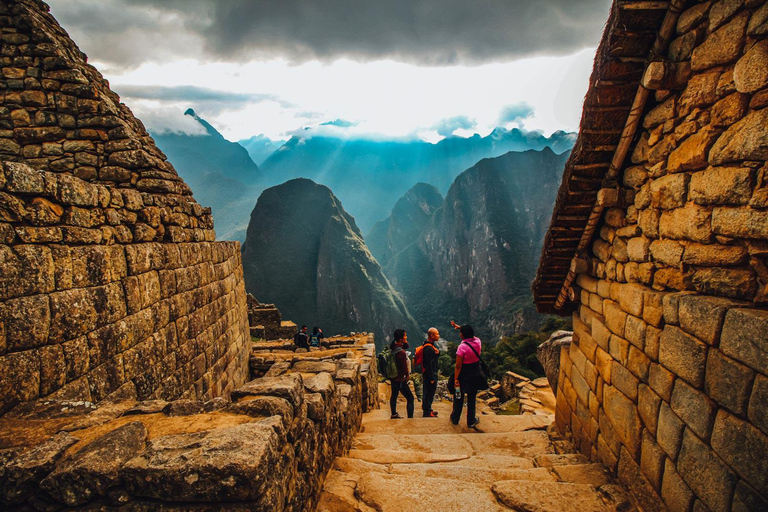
[413, 345, 424, 373]
[309, 334, 320, 347]
[377, 347, 399, 380]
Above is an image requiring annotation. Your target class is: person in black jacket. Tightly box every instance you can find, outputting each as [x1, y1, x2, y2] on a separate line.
[421, 327, 440, 417]
[389, 329, 414, 419]
[294, 325, 309, 350]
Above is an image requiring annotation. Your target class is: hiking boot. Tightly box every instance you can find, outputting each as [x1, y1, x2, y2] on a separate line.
[450, 416, 460, 425]
[423, 411, 438, 418]
[390, 413, 403, 419]
[431, 410, 438, 416]
[468, 417, 480, 428]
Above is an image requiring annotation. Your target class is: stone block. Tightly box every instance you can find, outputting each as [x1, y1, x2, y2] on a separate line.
[658, 401, 685, 460]
[638, 384, 661, 436]
[719, 308, 768, 374]
[625, 315, 646, 350]
[680, 72, 720, 113]
[661, 458, 694, 512]
[732, 480, 768, 512]
[638, 208, 660, 238]
[232, 373, 304, 411]
[0, 294, 50, 351]
[690, 166, 753, 205]
[677, 2, 710, 34]
[709, 109, 768, 165]
[640, 430, 666, 492]
[651, 174, 689, 211]
[682, 242, 748, 266]
[678, 428, 737, 512]
[642, 291, 664, 328]
[711, 92, 750, 128]
[603, 386, 642, 458]
[40, 421, 148, 506]
[692, 267, 756, 299]
[711, 410, 768, 493]
[671, 379, 717, 440]
[734, 39, 768, 93]
[748, 374, 768, 436]
[678, 294, 742, 345]
[659, 326, 708, 387]
[691, 11, 748, 70]
[660, 204, 712, 243]
[604, 300, 627, 337]
[609, 335, 630, 366]
[649, 363, 675, 403]
[705, 349, 755, 415]
[628, 346, 650, 382]
[645, 326, 661, 361]
[611, 362, 639, 401]
[650, 240, 684, 268]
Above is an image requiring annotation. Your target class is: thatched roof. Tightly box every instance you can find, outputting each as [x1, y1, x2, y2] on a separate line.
[532, 0, 673, 314]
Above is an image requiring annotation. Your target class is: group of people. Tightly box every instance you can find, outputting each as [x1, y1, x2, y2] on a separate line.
[293, 325, 324, 350]
[388, 322, 484, 428]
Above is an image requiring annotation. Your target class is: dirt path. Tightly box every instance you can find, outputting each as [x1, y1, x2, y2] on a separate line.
[318, 384, 636, 511]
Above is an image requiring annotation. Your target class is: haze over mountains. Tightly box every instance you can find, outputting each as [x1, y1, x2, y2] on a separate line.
[151, 110, 575, 242]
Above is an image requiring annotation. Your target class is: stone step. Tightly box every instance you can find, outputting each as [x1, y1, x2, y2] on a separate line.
[348, 430, 554, 464]
[492, 480, 627, 512]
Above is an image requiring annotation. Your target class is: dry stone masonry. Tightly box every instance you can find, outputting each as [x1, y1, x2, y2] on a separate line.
[246, 293, 298, 341]
[535, 1, 768, 511]
[0, 0, 251, 415]
[0, 333, 378, 510]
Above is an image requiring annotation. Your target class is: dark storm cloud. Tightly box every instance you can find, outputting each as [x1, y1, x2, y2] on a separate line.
[497, 103, 535, 125]
[48, 0, 612, 68]
[433, 116, 477, 137]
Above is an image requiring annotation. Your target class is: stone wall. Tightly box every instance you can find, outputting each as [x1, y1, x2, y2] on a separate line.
[0, 0, 251, 414]
[0, 333, 377, 510]
[555, 1, 768, 511]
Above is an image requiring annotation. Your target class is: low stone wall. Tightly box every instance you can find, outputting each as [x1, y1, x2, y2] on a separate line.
[0, 333, 378, 510]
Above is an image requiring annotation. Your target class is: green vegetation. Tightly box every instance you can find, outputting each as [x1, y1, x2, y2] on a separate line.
[437, 315, 572, 380]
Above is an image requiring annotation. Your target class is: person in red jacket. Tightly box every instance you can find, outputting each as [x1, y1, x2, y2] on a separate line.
[389, 329, 414, 419]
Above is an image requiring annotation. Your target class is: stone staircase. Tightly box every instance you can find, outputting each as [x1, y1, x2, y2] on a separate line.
[318, 387, 636, 511]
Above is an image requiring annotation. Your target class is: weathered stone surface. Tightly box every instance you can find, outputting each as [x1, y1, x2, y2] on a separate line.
[709, 109, 768, 165]
[0, 432, 78, 505]
[659, 326, 708, 387]
[122, 421, 289, 503]
[668, 126, 720, 173]
[603, 386, 642, 457]
[690, 166, 753, 205]
[671, 379, 717, 440]
[163, 399, 205, 416]
[712, 207, 768, 240]
[232, 374, 304, 409]
[40, 421, 148, 506]
[661, 458, 694, 512]
[693, 267, 756, 299]
[536, 330, 572, 393]
[611, 362, 639, 401]
[732, 480, 768, 512]
[292, 360, 337, 375]
[706, 349, 754, 415]
[680, 71, 720, 112]
[734, 39, 768, 93]
[492, 480, 609, 512]
[749, 374, 768, 436]
[720, 308, 768, 373]
[657, 401, 685, 460]
[682, 242, 747, 266]
[650, 239, 684, 267]
[691, 11, 748, 70]
[659, 204, 712, 243]
[678, 294, 741, 344]
[677, 1, 711, 34]
[227, 396, 294, 422]
[711, 410, 768, 492]
[678, 428, 737, 512]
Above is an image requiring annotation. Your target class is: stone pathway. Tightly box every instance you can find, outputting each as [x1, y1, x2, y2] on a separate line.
[318, 386, 636, 511]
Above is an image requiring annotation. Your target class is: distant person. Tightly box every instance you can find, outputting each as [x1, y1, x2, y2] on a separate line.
[389, 329, 414, 419]
[309, 327, 324, 348]
[449, 323, 483, 428]
[294, 325, 309, 350]
[420, 328, 440, 417]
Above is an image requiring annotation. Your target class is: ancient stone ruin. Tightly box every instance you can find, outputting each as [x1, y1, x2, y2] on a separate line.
[246, 293, 298, 341]
[0, 1, 380, 510]
[534, 1, 768, 511]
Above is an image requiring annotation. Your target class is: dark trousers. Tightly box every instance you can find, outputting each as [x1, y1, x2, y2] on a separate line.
[390, 380, 414, 418]
[450, 384, 477, 425]
[422, 377, 437, 413]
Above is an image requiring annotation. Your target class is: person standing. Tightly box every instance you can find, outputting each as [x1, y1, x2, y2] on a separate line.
[309, 327, 323, 348]
[449, 323, 482, 428]
[294, 325, 309, 351]
[389, 329, 414, 419]
[421, 327, 440, 417]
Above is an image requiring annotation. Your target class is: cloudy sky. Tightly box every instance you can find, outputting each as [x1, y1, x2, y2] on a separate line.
[47, 0, 613, 142]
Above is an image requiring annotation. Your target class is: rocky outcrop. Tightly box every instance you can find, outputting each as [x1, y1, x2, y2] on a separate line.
[242, 178, 420, 347]
[0, 333, 377, 510]
[0, 0, 250, 414]
[536, 330, 573, 393]
[366, 182, 443, 267]
[384, 148, 569, 340]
